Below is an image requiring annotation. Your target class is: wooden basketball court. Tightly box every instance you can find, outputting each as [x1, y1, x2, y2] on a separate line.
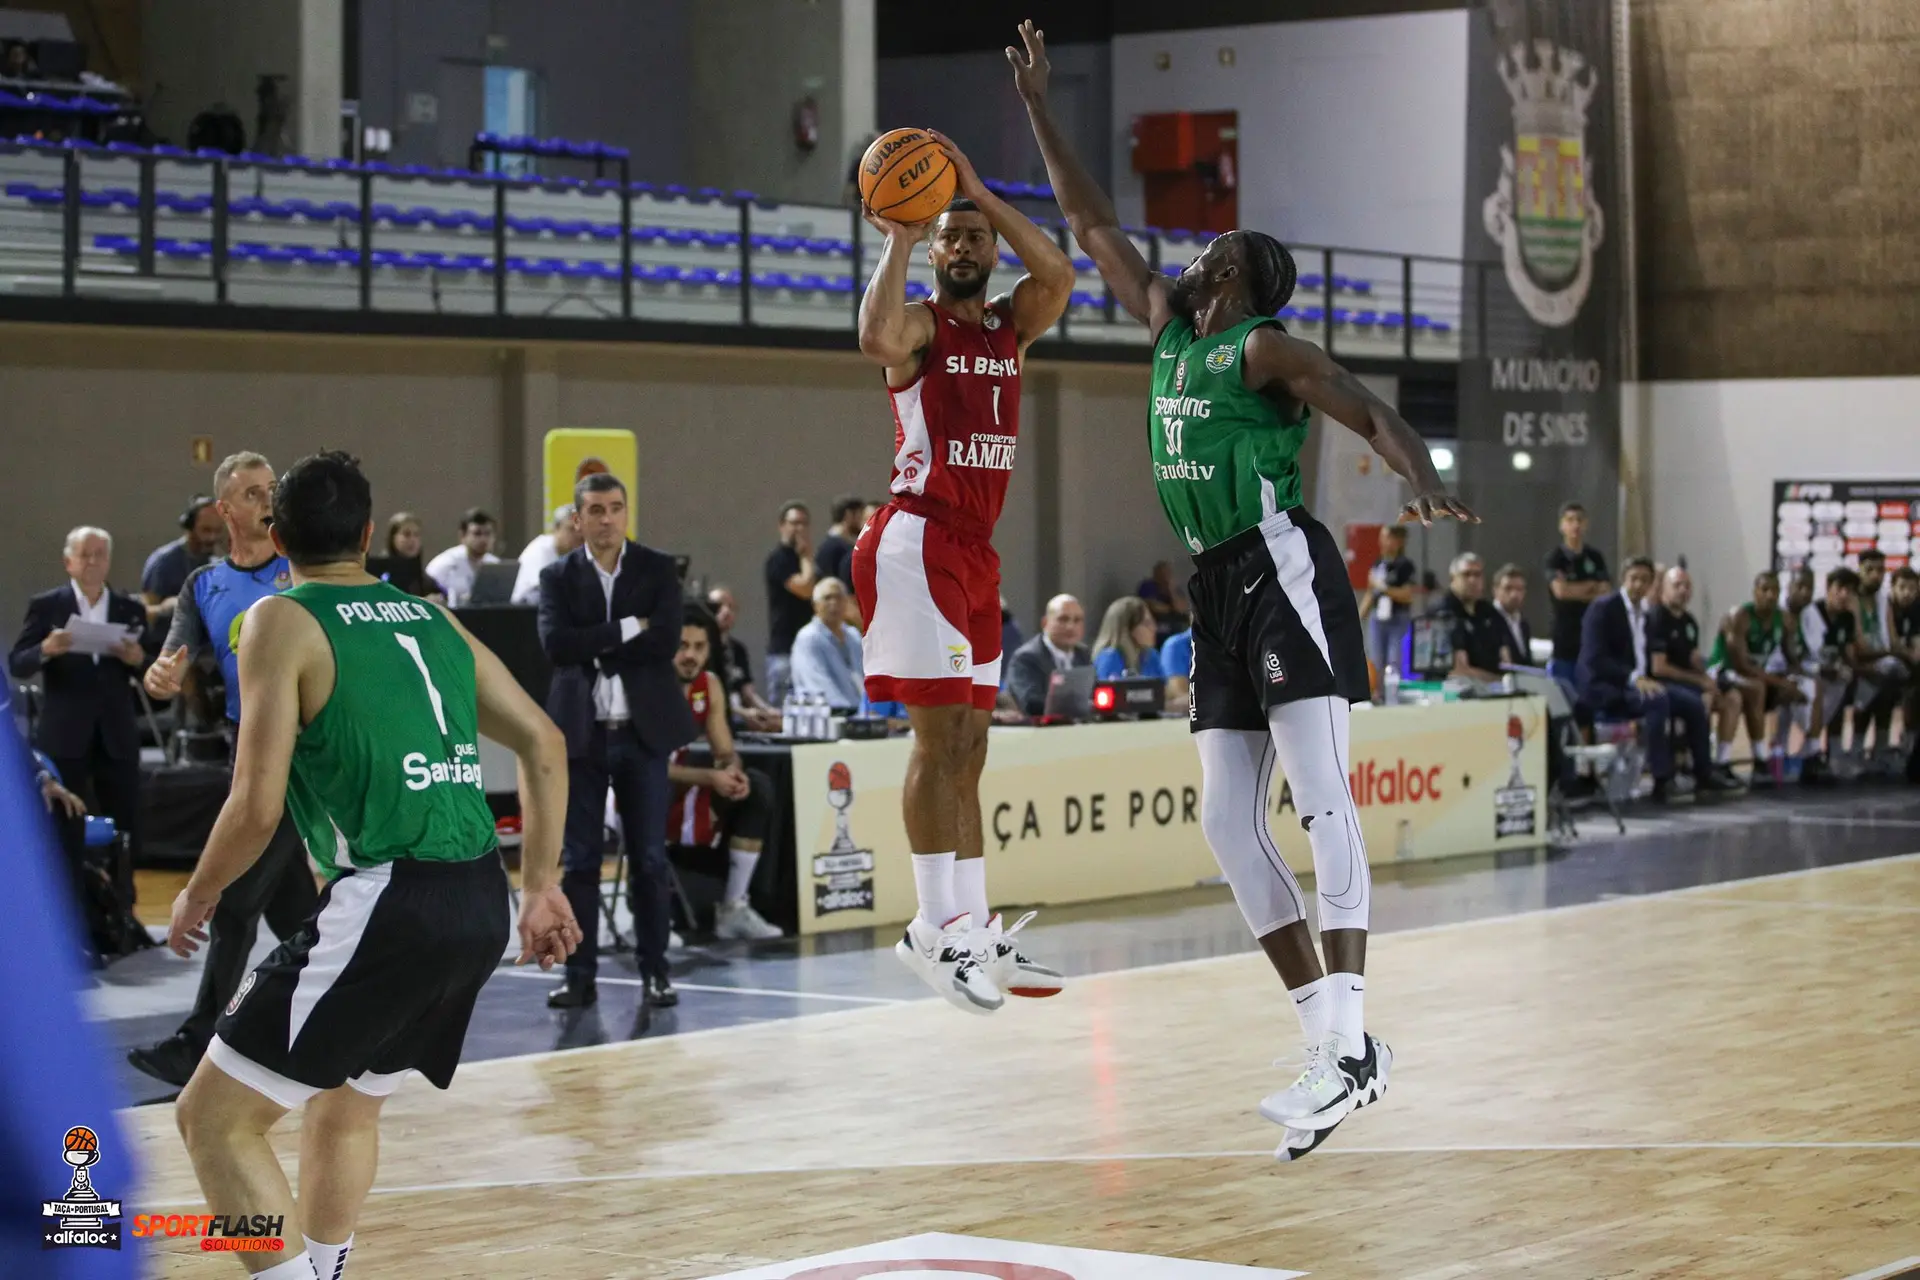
[125, 854, 1920, 1278]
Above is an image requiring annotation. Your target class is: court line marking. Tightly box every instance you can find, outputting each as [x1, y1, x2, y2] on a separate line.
[1678, 896, 1920, 915]
[1842, 1258, 1920, 1280]
[488, 968, 906, 1005]
[441, 848, 1920, 1073]
[1790, 815, 1920, 829]
[136, 1140, 1920, 1207]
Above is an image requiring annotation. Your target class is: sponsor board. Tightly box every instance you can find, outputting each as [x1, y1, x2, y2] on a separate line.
[695, 1231, 1306, 1278]
[789, 699, 1547, 932]
[1772, 479, 1920, 586]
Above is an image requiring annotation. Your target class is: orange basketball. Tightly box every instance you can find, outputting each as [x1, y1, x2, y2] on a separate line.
[64, 1126, 98, 1154]
[827, 762, 852, 791]
[859, 128, 956, 225]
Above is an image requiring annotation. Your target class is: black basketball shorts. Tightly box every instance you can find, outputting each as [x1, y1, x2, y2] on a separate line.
[1185, 507, 1372, 734]
[209, 852, 511, 1107]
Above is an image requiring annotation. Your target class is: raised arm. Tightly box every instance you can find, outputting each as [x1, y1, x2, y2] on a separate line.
[1009, 20, 1175, 336]
[928, 129, 1074, 349]
[857, 218, 938, 377]
[1242, 326, 1477, 526]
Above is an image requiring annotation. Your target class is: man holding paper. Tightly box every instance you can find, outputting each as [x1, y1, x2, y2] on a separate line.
[9, 525, 150, 867]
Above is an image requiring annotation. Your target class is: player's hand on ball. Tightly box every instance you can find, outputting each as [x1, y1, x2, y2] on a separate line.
[517, 885, 582, 970]
[167, 887, 218, 957]
[863, 208, 928, 243]
[1007, 19, 1050, 101]
[927, 130, 987, 202]
[1400, 493, 1480, 527]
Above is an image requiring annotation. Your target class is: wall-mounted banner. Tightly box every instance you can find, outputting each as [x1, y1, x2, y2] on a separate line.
[1773, 480, 1920, 585]
[1458, 0, 1622, 630]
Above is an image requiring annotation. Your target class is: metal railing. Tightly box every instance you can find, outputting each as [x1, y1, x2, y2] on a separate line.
[2, 138, 1485, 360]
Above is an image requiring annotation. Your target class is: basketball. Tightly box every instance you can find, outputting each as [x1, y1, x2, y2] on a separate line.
[828, 762, 852, 792]
[859, 128, 955, 225]
[64, 1126, 98, 1155]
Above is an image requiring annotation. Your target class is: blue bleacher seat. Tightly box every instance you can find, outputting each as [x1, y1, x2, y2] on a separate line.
[1070, 290, 1101, 309]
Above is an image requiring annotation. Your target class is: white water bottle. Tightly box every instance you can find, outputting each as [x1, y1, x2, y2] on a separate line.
[1383, 663, 1401, 706]
[806, 693, 824, 740]
[781, 692, 797, 737]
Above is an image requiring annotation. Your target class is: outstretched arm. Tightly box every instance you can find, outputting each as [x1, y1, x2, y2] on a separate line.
[928, 130, 1074, 348]
[1242, 327, 1478, 527]
[1009, 20, 1175, 337]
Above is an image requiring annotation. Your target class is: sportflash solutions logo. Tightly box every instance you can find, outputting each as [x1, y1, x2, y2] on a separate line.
[41, 1125, 122, 1250]
[814, 762, 876, 915]
[132, 1214, 287, 1254]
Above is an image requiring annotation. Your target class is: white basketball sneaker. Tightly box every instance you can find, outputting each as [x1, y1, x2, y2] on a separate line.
[1274, 1117, 1342, 1163]
[1340, 1033, 1393, 1111]
[895, 912, 1004, 1015]
[1259, 1036, 1354, 1132]
[983, 911, 1064, 998]
[713, 899, 783, 941]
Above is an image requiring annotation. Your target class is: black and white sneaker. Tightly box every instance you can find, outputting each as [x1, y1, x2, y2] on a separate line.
[1259, 1036, 1354, 1131]
[1339, 1033, 1393, 1110]
[1274, 1115, 1343, 1163]
[895, 912, 1004, 1015]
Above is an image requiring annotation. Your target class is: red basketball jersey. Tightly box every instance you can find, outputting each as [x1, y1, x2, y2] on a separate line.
[667, 673, 718, 847]
[885, 299, 1021, 536]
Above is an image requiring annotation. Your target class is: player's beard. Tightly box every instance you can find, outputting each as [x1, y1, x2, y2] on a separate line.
[1168, 271, 1202, 318]
[934, 261, 990, 300]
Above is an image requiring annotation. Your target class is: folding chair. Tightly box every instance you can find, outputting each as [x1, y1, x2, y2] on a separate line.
[1510, 668, 1628, 839]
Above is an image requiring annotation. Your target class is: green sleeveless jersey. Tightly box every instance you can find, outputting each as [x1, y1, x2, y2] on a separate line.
[1707, 605, 1785, 671]
[1149, 314, 1310, 553]
[280, 581, 498, 879]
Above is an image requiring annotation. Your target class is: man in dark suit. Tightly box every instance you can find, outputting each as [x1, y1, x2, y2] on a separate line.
[1578, 556, 1735, 802]
[538, 473, 697, 1009]
[1005, 594, 1091, 716]
[9, 526, 149, 865]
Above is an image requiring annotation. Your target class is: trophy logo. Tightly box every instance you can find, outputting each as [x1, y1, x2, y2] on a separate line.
[42, 1125, 123, 1250]
[814, 762, 875, 915]
[1493, 713, 1539, 838]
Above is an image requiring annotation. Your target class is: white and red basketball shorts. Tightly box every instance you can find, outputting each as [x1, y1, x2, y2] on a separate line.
[852, 503, 1002, 711]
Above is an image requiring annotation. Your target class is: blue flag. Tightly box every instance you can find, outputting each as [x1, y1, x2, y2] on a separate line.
[0, 724, 147, 1277]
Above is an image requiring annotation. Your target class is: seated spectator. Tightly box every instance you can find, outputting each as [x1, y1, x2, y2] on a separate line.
[789, 578, 864, 709]
[1491, 563, 1533, 667]
[8, 526, 150, 865]
[1799, 566, 1870, 780]
[140, 495, 223, 629]
[814, 495, 867, 626]
[511, 505, 579, 604]
[1137, 561, 1189, 644]
[425, 507, 499, 606]
[1435, 553, 1507, 684]
[669, 608, 782, 940]
[1891, 568, 1920, 780]
[999, 595, 1023, 682]
[1848, 549, 1907, 772]
[1093, 596, 1164, 681]
[1161, 621, 1194, 712]
[1006, 594, 1090, 716]
[1364, 524, 1420, 677]
[374, 511, 446, 601]
[1648, 566, 1744, 787]
[706, 585, 782, 731]
[2, 41, 36, 80]
[1706, 570, 1811, 785]
[1578, 556, 1736, 801]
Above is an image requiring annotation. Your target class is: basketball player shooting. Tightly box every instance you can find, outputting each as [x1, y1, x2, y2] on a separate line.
[854, 131, 1075, 1014]
[1010, 19, 1478, 1159]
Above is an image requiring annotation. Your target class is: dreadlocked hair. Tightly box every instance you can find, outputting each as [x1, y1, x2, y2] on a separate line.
[1238, 230, 1298, 316]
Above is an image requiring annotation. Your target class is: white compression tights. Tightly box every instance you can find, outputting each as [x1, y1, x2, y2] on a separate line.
[1195, 696, 1371, 937]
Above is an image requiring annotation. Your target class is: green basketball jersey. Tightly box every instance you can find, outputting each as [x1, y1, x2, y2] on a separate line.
[1707, 605, 1785, 671]
[279, 581, 498, 879]
[1148, 314, 1310, 553]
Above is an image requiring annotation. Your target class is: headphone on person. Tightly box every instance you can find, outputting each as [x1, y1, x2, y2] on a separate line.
[179, 495, 216, 529]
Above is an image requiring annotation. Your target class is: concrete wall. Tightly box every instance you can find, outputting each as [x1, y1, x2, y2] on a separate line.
[143, 0, 338, 154]
[1632, 0, 1920, 379]
[1110, 10, 1469, 257]
[356, 0, 692, 180]
[0, 326, 1169, 666]
[1640, 376, 1920, 626]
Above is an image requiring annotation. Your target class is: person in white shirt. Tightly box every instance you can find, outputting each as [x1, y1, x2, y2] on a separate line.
[425, 507, 499, 606]
[510, 505, 579, 604]
[789, 578, 866, 709]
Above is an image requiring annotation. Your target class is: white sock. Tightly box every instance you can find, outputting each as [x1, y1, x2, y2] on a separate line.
[1714, 740, 1732, 764]
[257, 1253, 319, 1279]
[723, 846, 760, 905]
[1754, 740, 1771, 762]
[952, 857, 990, 928]
[305, 1234, 352, 1280]
[911, 851, 959, 927]
[1329, 972, 1366, 1061]
[1288, 975, 1333, 1050]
